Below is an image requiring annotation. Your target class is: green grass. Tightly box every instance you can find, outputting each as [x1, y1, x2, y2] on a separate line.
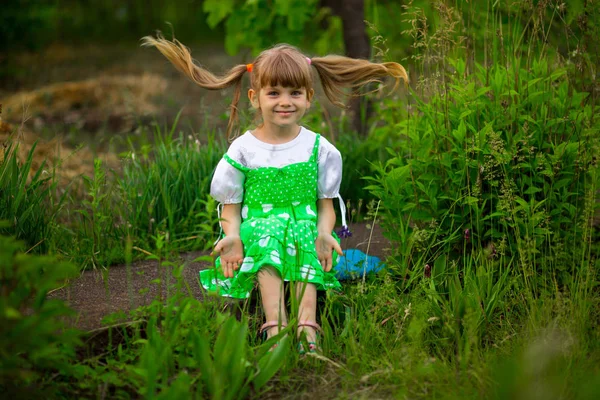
[4, 246, 595, 398]
[29, 117, 227, 270]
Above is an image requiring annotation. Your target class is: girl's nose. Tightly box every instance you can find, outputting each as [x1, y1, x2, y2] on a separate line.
[279, 94, 292, 106]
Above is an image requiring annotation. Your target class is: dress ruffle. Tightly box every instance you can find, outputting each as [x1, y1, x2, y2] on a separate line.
[200, 211, 342, 299]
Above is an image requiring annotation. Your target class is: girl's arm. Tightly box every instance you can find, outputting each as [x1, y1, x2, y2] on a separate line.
[317, 198, 336, 234]
[221, 203, 242, 237]
[214, 203, 244, 278]
[316, 198, 343, 272]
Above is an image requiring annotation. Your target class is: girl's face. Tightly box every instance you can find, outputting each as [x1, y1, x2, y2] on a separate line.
[249, 85, 313, 132]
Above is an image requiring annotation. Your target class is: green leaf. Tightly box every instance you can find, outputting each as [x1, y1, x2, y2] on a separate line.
[386, 165, 411, 183]
[402, 202, 416, 212]
[193, 331, 216, 395]
[4, 307, 22, 319]
[214, 316, 236, 369]
[549, 68, 567, 81]
[452, 120, 467, 143]
[526, 77, 544, 88]
[203, 0, 236, 28]
[526, 91, 546, 103]
[254, 335, 290, 389]
[514, 196, 529, 210]
[566, 0, 584, 24]
[524, 186, 542, 195]
[553, 178, 572, 190]
[459, 109, 474, 120]
[464, 196, 479, 205]
[274, 0, 290, 15]
[501, 89, 519, 97]
[476, 86, 492, 98]
[433, 254, 446, 280]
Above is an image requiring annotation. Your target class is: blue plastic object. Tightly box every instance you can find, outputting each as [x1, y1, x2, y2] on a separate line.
[334, 249, 384, 281]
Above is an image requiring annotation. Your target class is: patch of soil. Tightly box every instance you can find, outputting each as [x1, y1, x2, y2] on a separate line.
[50, 222, 390, 331]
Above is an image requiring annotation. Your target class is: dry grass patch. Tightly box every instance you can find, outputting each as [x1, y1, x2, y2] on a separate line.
[0, 119, 119, 192]
[2, 73, 167, 132]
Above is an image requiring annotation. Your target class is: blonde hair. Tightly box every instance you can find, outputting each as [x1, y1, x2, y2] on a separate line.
[141, 34, 408, 140]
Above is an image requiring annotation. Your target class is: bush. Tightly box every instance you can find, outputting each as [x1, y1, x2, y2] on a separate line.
[366, 58, 600, 290]
[0, 232, 80, 396]
[303, 106, 400, 209]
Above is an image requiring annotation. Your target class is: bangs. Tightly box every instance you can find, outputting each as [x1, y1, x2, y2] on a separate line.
[258, 53, 312, 89]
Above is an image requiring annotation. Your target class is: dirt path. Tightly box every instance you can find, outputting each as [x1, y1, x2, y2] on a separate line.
[50, 222, 390, 331]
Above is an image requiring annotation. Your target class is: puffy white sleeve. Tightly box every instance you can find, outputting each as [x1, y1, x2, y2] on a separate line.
[210, 158, 245, 204]
[317, 139, 343, 199]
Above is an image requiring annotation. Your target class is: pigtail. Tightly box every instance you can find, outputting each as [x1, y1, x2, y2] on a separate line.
[227, 78, 244, 141]
[310, 56, 409, 108]
[141, 33, 247, 140]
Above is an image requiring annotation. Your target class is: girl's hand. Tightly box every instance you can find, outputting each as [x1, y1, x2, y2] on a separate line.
[315, 233, 343, 272]
[214, 236, 244, 278]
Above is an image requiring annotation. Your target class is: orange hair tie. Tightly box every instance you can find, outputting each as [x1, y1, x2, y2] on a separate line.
[246, 63, 253, 73]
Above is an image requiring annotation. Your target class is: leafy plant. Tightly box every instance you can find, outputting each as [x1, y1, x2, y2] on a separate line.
[203, 0, 343, 55]
[73, 157, 125, 270]
[366, 57, 599, 291]
[59, 246, 291, 398]
[0, 232, 80, 396]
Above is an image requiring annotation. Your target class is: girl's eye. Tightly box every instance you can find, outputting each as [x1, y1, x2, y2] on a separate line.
[292, 91, 302, 96]
[268, 91, 278, 96]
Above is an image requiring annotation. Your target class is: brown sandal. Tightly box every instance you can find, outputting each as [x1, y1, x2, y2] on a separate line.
[297, 320, 321, 354]
[260, 320, 287, 351]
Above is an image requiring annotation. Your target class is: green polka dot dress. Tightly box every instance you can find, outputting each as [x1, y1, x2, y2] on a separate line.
[199, 134, 342, 298]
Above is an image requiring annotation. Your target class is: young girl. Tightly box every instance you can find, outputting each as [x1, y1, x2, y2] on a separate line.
[142, 35, 407, 352]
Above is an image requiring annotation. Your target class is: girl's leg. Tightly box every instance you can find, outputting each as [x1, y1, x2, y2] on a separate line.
[257, 266, 287, 339]
[295, 282, 318, 343]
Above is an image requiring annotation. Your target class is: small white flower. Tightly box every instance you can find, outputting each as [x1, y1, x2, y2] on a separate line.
[403, 303, 412, 320]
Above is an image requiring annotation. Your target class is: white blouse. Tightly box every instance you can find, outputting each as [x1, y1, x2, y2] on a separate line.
[210, 127, 343, 204]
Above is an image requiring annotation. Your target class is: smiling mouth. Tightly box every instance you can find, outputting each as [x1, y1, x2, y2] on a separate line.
[275, 110, 295, 114]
